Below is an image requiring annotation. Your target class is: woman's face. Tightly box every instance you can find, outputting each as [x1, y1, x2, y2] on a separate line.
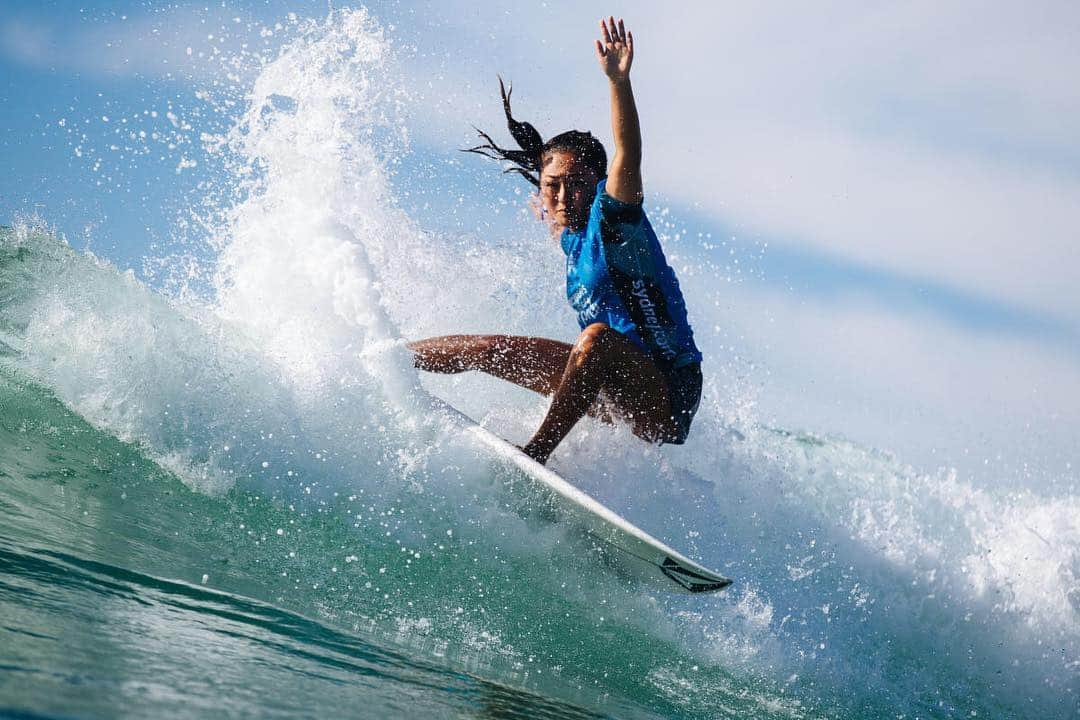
[539, 150, 599, 233]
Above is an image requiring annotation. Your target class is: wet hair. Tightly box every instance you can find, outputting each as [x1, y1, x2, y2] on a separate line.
[462, 77, 607, 188]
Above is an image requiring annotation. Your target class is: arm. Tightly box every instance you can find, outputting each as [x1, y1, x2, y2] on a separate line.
[596, 16, 643, 205]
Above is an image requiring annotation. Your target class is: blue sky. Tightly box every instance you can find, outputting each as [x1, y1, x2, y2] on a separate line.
[2, 1, 1078, 480]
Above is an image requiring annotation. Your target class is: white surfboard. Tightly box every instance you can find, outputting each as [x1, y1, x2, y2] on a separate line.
[438, 401, 732, 594]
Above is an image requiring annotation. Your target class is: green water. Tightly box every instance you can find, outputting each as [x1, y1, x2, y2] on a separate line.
[0, 367, 625, 718]
[0, 367, 803, 719]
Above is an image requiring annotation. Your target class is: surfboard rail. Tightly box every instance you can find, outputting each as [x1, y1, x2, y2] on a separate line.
[437, 400, 732, 594]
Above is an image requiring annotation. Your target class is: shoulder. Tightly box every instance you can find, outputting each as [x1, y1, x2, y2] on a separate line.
[593, 178, 646, 247]
[596, 179, 644, 222]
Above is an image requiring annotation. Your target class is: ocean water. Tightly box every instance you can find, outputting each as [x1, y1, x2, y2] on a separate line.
[1, 8, 1077, 719]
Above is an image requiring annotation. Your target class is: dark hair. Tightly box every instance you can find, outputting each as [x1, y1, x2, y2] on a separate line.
[463, 77, 607, 187]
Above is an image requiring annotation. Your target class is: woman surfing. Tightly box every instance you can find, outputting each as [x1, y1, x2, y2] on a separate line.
[409, 17, 702, 465]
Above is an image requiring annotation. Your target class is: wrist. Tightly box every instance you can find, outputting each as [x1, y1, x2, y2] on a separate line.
[608, 75, 632, 87]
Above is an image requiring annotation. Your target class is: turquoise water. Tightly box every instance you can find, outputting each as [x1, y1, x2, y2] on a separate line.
[0, 329, 787, 720]
[2, 8, 1078, 718]
[0, 367, 620, 720]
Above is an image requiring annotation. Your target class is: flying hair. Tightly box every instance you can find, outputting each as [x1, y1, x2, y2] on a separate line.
[463, 77, 607, 188]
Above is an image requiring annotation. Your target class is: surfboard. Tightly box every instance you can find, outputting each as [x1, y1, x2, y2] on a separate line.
[438, 400, 732, 594]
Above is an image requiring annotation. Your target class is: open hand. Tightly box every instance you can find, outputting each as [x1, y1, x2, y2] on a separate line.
[595, 16, 633, 81]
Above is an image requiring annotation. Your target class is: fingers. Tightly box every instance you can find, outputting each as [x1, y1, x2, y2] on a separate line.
[595, 38, 606, 59]
[600, 17, 630, 46]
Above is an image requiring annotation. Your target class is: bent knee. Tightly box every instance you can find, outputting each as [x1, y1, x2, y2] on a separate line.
[569, 323, 614, 367]
[575, 322, 614, 351]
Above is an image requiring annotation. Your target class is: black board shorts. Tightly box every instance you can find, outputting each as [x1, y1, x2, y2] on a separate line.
[659, 362, 703, 445]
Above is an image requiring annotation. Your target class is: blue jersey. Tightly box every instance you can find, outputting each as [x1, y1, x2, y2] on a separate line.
[560, 179, 702, 369]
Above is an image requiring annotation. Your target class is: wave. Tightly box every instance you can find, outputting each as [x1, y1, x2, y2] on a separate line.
[1, 7, 1077, 718]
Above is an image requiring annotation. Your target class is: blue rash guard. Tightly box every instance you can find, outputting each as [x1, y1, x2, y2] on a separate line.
[561, 179, 703, 371]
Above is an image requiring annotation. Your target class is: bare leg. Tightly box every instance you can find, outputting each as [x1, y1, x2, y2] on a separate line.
[522, 323, 671, 464]
[408, 328, 671, 464]
[408, 334, 571, 395]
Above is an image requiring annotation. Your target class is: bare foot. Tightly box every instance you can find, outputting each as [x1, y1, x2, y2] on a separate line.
[517, 443, 549, 465]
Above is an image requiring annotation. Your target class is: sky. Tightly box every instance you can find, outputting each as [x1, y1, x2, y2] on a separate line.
[1, 0, 1078, 486]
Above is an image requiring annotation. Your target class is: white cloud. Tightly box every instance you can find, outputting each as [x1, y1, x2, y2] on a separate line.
[0, 6, 265, 82]
[0, 19, 55, 67]
[688, 274, 1080, 485]
[647, 119, 1080, 324]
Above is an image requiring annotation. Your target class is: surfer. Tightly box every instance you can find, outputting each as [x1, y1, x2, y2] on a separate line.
[409, 17, 702, 464]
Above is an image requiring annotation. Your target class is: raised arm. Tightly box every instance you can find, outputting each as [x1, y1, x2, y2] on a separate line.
[596, 16, 643, 205]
